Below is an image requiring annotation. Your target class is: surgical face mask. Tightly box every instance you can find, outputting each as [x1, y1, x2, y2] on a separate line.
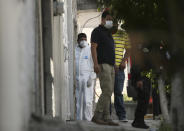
[79, 40, 87, 48]
[104, 20, 113, 29]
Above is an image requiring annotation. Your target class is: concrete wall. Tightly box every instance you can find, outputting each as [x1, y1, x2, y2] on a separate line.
[53, 7, 63, 118]
[0, 2, 78, 131]
[54, 0, 70, 120]
[0, 1, 35, 131]
[42, 0, 54, 116]
[35, 0, 45, 116]
[67, 0, 78, 120]
[62, 0, 70, 120]
[124, 103, 137, 120]
[77, 10, 101, 44]
[77, 10, 101, 32]
[52, 0, 77, 120]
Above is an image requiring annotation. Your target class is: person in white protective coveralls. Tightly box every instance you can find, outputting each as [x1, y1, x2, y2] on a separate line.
[75, 33, 96, 121]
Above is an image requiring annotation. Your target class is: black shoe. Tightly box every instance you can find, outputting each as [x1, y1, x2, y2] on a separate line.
[132, 122, 149, 129]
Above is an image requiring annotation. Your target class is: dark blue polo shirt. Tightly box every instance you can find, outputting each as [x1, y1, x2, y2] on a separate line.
[91, 25, 115, 65]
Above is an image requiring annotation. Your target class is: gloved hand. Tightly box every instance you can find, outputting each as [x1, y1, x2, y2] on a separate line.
[87, 72, 96, 87]
[87, 77, 92, 87]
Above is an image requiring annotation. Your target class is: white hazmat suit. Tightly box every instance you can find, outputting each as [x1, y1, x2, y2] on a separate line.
[75, 41, 96, 121]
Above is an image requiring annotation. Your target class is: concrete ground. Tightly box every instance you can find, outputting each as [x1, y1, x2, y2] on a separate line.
[68, 120, 160, 131]
[30, 77, 161, 131]
[30, 118, 160, 131]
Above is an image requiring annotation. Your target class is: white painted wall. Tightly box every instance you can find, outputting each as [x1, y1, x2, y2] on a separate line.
[67, 0, 77, 120]
[77, 10, 101, 32]
[77, 10, 101, 38]
[53, 14, 62, 117]
[77, 10, 101, 51]
[52, 0, 77, 121]
[0, 1, 35, 131]
[60, 0, 70, 120]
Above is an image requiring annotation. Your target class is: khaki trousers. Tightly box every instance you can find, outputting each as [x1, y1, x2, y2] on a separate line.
[94, 64, 115, 120]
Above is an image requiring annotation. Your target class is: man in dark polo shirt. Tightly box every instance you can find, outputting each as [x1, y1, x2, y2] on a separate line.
[90, 11, 118, 126]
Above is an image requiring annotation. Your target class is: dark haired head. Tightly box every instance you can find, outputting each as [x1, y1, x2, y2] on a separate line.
[102, 11, 110, 19]
[77, 33, 87, 41]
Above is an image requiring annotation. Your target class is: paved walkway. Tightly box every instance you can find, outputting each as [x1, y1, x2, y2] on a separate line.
[29, 116, 160, 131]
[68, 120, 160, 131]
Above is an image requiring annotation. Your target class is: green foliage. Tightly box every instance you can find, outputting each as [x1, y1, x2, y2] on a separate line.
[97, 0, 184, 75]
[142, 69, 171, 96]
[97, 0, 169, 32]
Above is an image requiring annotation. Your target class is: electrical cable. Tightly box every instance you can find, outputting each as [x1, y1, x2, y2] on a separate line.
[80, 12, 102, 33]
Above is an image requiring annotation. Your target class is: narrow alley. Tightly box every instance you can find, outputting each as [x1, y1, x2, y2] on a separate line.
[1, 0, 184, 131]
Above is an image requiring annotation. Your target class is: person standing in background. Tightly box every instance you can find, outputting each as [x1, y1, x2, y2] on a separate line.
[112, 24, 130, 122]
[130, 43, 152, 129]
[91, 11, 118, 126]
[75, 33, 96, 121]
